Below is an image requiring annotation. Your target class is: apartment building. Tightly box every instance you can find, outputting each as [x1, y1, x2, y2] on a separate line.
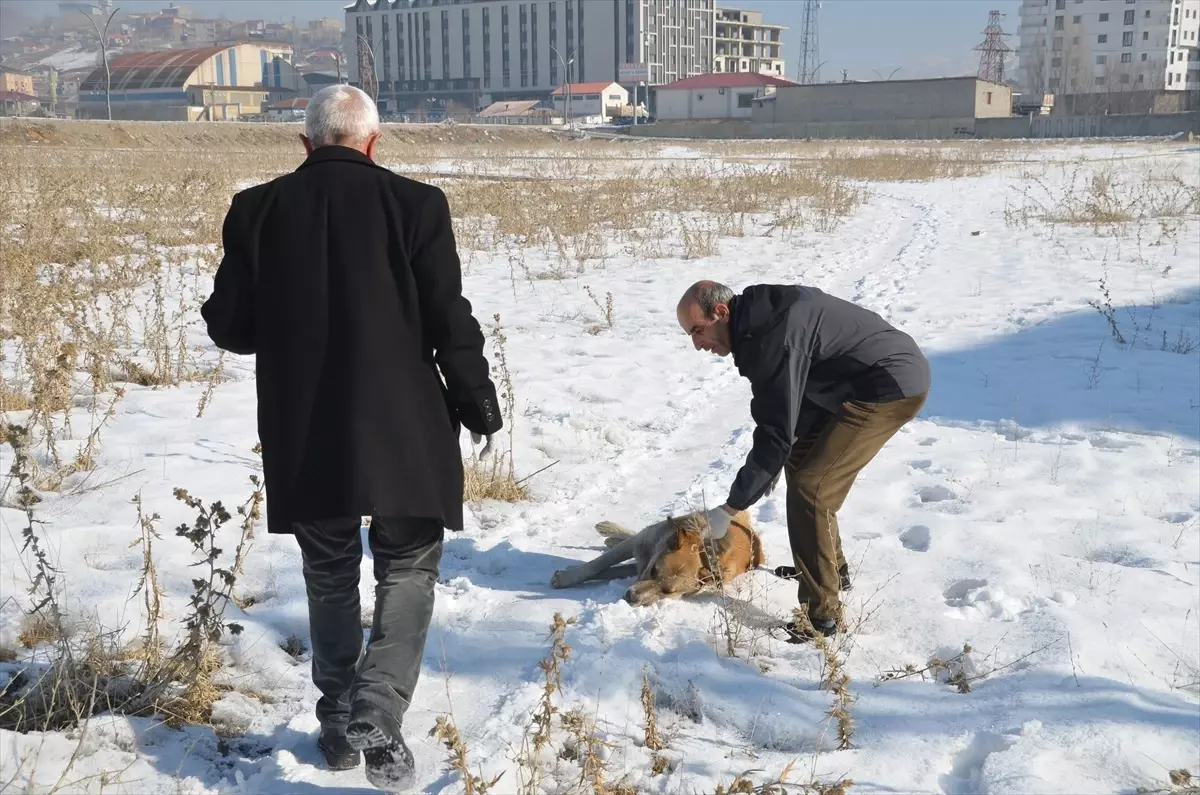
[713, 7, 784, 77]
[1017, 0, 1200, 94]
[344, 0, 717, 112]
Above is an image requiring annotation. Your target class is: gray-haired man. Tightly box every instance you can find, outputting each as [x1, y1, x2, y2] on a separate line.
[676, 280, 930, 643]
[202, 84, 501, 789]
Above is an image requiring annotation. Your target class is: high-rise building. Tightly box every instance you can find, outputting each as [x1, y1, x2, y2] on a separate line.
[1017, 0, 1200, 94]
[713, 7, 785, 77]
[345, 0, 719, 112]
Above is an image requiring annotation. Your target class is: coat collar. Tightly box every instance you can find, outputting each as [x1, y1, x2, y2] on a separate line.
[296, 144, 381, 171]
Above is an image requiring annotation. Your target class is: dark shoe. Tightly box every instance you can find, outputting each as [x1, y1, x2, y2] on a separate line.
[318, 728, 361, 770]
[780, 618, 837, 644]
[346, 705, 416, 792]
[771, 564, 853, 592]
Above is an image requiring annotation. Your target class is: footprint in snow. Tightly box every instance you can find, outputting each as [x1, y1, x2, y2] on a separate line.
[908, 459, 934, 471]
[1161, 512, 1194, 525]
[942, 578, 989, 606]
[918, 437, 938, 447]
[900, 525, 932, 552]
[919, 485, 956, 504]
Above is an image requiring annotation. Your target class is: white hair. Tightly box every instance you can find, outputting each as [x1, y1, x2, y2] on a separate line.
[305, 84, 380, 148]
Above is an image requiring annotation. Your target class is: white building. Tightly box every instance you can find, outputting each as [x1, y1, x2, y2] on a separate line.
[344, 0, 719, 112]
[713, 7, 785, 77]
[550, 80, 627, 119]
[1017, 0, 1200, 95]
[655, 71, 793, 119]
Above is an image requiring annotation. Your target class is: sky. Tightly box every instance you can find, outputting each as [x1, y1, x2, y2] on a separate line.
[3, 0, 1023, 81]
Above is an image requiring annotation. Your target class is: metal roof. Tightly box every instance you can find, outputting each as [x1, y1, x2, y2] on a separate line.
[658, 73, 799, 91]
[79, 46, 226, 91]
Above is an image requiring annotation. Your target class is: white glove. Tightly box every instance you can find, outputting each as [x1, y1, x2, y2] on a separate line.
[702, 506, 734, 541]
[470, 432, 494, 460]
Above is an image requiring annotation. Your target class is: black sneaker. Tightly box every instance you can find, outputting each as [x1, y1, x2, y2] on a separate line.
[346, 705, 416, 792]
[317, 728, 361, 771]
[770, 565, 853, 592]
[780, 618, 837, 644]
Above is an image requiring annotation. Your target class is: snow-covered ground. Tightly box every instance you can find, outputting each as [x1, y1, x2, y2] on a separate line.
[2, 140, 1198, 795]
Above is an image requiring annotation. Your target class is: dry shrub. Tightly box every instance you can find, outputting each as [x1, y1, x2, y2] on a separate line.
[820, 147, 989, 182]
[1005, 161, 1200, 231]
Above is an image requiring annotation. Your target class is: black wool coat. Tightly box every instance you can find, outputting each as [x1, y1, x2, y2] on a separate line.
[200, 145, 502, 534]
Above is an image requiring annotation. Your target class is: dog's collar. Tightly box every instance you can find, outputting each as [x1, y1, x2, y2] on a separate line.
[698, 519, 753, 588]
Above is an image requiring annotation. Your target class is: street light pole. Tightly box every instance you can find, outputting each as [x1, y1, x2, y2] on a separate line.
[81, 6, 120, 120]
[550, 45, 574, 127]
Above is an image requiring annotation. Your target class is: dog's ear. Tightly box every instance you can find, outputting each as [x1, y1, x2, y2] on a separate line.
[667, 531, 682, 551]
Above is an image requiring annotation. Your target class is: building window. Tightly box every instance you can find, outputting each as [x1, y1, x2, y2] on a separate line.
[1098, 34, 1108, 43]
[1053, 36, 1063, 51]
[1168, 72, 1173, 85]
[1051, 56, 1063, 67]
[1096, 75, 1106, 85]
[1145, 9, 1151, 17]
[530, 3, 537, 87]
[1122, 52, 1132, 62]
[1121, 73, 1131, 84]
[1099, 13, 1108, 22]
[1097, 54, 1107, 64]
[1141, 52, 1148, 60]
[462, 9, 470, 79]
[737, 93, 753, 108]
[1137, 73, 1145, 83]
[1073, 15, 1082, 23]
[1055, 15, 1064, 30]
[1055, 0, 1064, 9]
[985, 91, 993, 104]
[1144, 31, 1150, 40]
[1124, 9, 1135, 24]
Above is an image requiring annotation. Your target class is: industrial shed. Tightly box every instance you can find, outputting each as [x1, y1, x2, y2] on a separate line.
[77, 42, 293, 120]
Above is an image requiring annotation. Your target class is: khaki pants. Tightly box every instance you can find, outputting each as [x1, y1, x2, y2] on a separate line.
[784, 393, 927, 622]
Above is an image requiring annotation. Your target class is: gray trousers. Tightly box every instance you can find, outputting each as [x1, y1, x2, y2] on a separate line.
[293, 517, 443, 734]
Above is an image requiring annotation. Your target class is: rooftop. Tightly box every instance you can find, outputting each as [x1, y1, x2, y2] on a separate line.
[551, 81, 622, 95]
[659, 73, 798, 90]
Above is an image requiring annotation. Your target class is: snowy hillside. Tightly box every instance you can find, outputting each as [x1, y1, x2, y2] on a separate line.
[1, 138, 1198, 795]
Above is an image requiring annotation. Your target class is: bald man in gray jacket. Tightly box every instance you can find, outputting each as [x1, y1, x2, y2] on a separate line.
[676, 280, 930, 643]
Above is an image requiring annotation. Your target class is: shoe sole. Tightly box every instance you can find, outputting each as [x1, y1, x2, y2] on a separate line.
[346, 720, 416, 792]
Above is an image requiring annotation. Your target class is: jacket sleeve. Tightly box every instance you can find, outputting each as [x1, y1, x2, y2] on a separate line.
[200, 193, 256, 356]
[726, 335, 810, 511]
[410, 185, 503, 437]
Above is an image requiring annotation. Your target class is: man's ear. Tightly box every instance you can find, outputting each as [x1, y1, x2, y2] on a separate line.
[300, 133, 314, 155]
[364, 130, 382, 161]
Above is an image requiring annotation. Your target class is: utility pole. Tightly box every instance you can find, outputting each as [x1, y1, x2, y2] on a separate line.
[974, 10, 1012, 84]
[797, 0, 820, 84]
[80, 6, 120, 120]
[357, 33, 378, 104]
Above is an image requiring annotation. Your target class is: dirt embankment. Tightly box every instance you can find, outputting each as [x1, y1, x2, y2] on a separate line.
[0, 118, 567, 150]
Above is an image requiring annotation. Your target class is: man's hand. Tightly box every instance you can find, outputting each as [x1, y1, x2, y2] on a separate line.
[702, 504, 735, 541]
[470, 431, 494, 461]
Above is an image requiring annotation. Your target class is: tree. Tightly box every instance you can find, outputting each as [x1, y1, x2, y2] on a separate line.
[80, 7, 120, 121]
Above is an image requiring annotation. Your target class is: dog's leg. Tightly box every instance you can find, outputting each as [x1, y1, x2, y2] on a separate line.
[579, 564, 638, 582]
[551, 536, 638, 589]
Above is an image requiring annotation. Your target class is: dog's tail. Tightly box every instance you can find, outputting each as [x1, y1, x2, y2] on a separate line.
[595, 520, 635, 548]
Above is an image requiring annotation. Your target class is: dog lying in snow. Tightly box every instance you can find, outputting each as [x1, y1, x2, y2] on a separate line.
[549, 510, 765, 606]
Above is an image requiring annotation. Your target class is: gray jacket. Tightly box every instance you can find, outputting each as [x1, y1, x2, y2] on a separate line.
[725, 284, 930, 511]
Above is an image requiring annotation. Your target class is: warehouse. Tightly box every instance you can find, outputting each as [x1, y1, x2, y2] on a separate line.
[751, 76, 1013, 139]
[77, 42, 294, 120]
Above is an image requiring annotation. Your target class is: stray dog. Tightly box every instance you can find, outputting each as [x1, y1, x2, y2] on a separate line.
[550, 510, 765, 606]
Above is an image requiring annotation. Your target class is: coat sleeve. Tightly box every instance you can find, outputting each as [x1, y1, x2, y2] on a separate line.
[726, 328, 810, 511]
[411, 185, 503, 437]
[200, 193, 256, 356]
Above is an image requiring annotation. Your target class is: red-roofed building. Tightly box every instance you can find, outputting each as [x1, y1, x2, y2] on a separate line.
[654, 72, 799, 121]
[549, 81, 628, 121]
[0, 90, 42, 116]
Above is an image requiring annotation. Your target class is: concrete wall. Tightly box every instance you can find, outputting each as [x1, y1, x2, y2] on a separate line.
[655, 86, 763, 120]
[624, 110, 1199, 139]
[977, 110, 1200, 137]
[625, 117, 979, 140]
[756, 77, 1012, 124]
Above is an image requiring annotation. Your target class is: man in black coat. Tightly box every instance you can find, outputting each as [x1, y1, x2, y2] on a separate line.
[676, 280, 930, 644]
[201, 84, 501, 790]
